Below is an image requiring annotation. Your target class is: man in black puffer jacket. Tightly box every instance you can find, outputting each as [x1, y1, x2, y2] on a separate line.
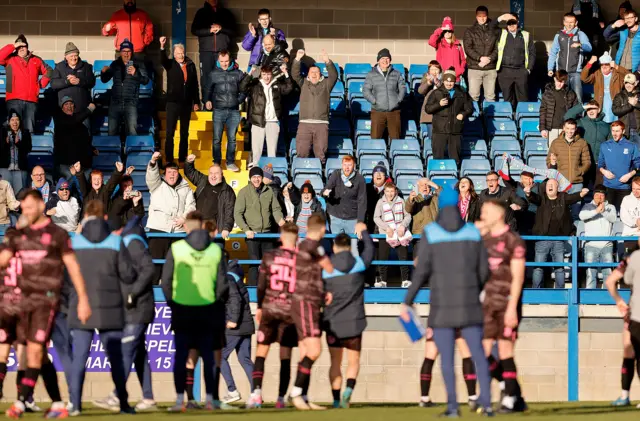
[240, 65, 293, 167]
[100, 38, 149, 136]
[204, 50, 245, 170]
[49, 42, 95, 122]
[220, 261, 255, 403]
[425, 69, 473, 166]
[463, 6, 501, 102]
[257, 35, 290, 77]
[68, 200, 136, 415]
[539, 70, 578, 146]
[53, 96, 96, 181]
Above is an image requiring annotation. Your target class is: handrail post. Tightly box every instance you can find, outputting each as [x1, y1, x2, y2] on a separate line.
[194, 360, 202, 402]
[567, 236, 579, 401]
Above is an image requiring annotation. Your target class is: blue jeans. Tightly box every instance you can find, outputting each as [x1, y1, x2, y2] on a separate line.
[108, 102, 138, 136]
[0, 169, 27, 194]
[330, 216, 356, 234]
[432, 325, 491, 412]
[221, 334, 253, 392]
[567, 183, 583, 221]
[6, 100, 36, 133]
[213, 108, 240, 164]
[568, 72, 582, 104]
[584, 244, 613, 289]
[70, 329, 129, 411]
[50, 312, 73, 389]
[113, 323, 154, 400]
[533, 240, 566, 288]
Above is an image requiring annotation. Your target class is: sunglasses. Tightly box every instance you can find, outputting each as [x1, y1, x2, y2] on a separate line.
[59, 188, 69, 191]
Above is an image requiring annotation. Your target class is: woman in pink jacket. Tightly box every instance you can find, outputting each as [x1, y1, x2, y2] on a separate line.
[428, 17, 466, 83]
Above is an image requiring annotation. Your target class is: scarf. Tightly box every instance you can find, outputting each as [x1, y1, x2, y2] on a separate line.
[297, 201, 313, 234]
[573, 0, 599, 18]
[381, 196, 412, 247]
[33, 180, 50, 203]
[458, 194, 470, 221]
[499, 153, 572, 192]
[7, 129, 20, 170]
[341, 170, 356, 188]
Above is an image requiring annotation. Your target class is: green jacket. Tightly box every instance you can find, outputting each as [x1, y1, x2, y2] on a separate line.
[233, 183, 284, 233]
[564, 104, 611, 164]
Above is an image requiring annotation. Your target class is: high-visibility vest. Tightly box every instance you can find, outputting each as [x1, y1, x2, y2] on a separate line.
[171, 240, 222, 306]
[497, 29, 530, 71]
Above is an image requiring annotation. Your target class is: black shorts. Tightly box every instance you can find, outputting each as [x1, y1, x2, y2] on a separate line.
[257, 314, 298, 348]
[0, 313, 21, 345]
[291, 300, 322, 340]
[326, 332, 362, 351]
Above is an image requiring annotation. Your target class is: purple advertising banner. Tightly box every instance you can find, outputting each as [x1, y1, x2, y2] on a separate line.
[7, 304, 175, 373]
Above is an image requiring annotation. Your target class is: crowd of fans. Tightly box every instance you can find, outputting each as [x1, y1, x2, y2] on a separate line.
[1, 0, 640, 289]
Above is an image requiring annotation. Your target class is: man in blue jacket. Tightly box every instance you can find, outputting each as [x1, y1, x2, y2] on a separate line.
[604, 10, 640, 72]
[402, 187, 492, 417]
[220, 261, 255, 404]
[324, 222, 374, 409]
[547, 12, 592, 102]
[68, 200, 136, 415]
[598, 120, 640, 211]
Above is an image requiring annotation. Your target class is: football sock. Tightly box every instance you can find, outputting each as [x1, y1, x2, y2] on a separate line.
[501, 358, 520, 399]
[622, 358, 635, 393]
[278, 359, 290, 398]
[346, 378, 356, 390]
[40, 358, 62, 402]
[185, 368, 195, 401]
[253, 357, 265, 392]
[332, 389, 340, 401]
[487, 355, 504, 382]
[291, 357, 314, 397]
[462, 357, 477, 398]
[18, 368, 39, 403]
[420, 358, 435, 398]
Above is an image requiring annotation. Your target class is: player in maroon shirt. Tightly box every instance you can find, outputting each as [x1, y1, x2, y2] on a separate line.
[478, 199, 527, 413]
[1, 189, 91, 419]
[606, 256, 636, 406]
[289, 213, 333, 410]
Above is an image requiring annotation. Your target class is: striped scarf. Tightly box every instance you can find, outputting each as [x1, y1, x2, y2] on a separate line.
[33, 180, 50, 203]
[297, 201, 313, 234]
[381, 196, 406, 229]
[458, 194, 470, 221]
[7, 130, 20, 170]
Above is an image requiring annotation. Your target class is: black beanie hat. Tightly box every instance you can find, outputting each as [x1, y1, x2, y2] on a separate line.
[377, 48, 392, 62]
[249, 166, 264, 179]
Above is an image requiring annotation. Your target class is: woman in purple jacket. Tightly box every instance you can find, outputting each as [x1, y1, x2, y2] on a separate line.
[242, 8, 287, 66]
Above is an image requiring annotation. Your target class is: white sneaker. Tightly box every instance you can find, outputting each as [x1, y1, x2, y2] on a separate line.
[374, 279, 387, 288]
[226, 163, 240, 172]
[223, 390, 241, 404]
[93, 393, 120, 412]
[134, 399, 157, 411]
[401, 280, 412, 288]
[25, 399, 42, 412]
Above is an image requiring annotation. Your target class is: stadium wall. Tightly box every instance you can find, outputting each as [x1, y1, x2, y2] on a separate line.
[0, 0, 625, 74]
[0, 304, 633, 404]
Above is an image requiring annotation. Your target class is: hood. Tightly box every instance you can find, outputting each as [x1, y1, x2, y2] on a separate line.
[164, 173, 185, 189]
[80, 217, 112, 243]
[185, 229, 212, 251]
[122, 216, 149, 242]
[215, 60, 239, 71]
[332, 250, 357, 274]
[563, 27, 578, 35]
[227, 259, 244, 280]
[590, 112, 606, 122]
[436, 206, 465, 233]
[545, 82, 569, 93]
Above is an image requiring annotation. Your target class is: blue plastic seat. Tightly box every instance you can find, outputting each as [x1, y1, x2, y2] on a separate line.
[469, 101, 481, 120]
[141, 191, 151, 212]
[294, 174, 323, 191]
[524, 138, 549, 160]
[515, 102, 541, 123]
[519, 118, 540, 141]
[125, 135, 154, 155]
[289, 101, 300, 117]
[258, 157, 288, 173]
[432, 176, 458, 189]
[314, 61, 340, 78]
[329, 118, 350, 137]
[423, 138, 433, 161]
[483, 101, 513, 120]
[126, 152, 153, 170]
[350, 98, 371, 118]
[92, 78, 113, 103]
[404, 120, 418, 139]
[356, 138, 386, 160]
[392, 63, 405, 76]
[395, 175, 419, 196]
[344, 63, 371, 84]
[129, 172, 148, 191]
[393, 157, 424, 178]
[359, 157, 389, 178]
[461, 138, 488, 159]
[92, 136, 121, 153]
[347, 80, 365, 101]
[487, 120, 517, 138]
[27, 152, 54, 171]
[463, 118, 484, 138]
[0, 74, 6, 97]
[139, 78, 153, 98]
[327, 137, 354, 157]
[468, 175, 488, 192]
[420, 123, 432, 140]
[34, 114, 54, 135]
[409, 64, 429, 89]
[291, 157, 322, 179]
[527, 156, 547, 171]
[490, 137, 521, 163]
[325, 157, 344, 179]
[93, 153, 122, 171]
[427, 159, 457, 178]
[136, 114, 155, 135]
[461, 158, 491, 177]
[330, 97, 347, 116]
[91, 112, 110, 135]
[355, 119, 372, 140]
[30, 134, 54, 153]
[390, 138, 420, 160]
[331, 81, 345, 98]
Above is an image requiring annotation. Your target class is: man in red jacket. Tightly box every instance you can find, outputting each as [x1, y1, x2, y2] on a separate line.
[102, 0, 154, 60]
[0, 34, 52, 134]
